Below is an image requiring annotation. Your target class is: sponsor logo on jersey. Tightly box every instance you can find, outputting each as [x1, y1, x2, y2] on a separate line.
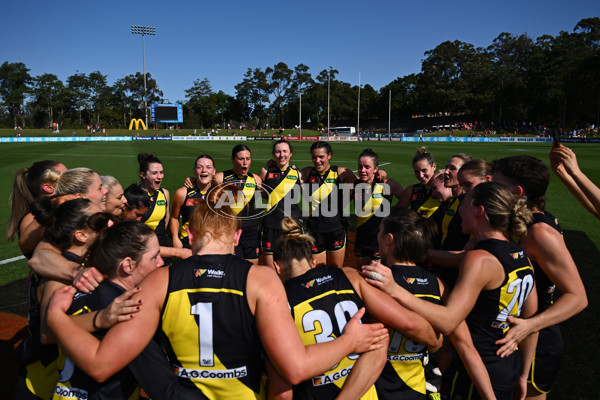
[547, 285, 556, 294]
[325, 178, 336, 183]
[174, 365, 248, 380]
[186, 198, 196, 206]
[310, 176, 317, 183]
[387, 354, 425, 362]
[268, 173, 275, 179]
[404, 277, 429, 285]
[73, 292, 89, 301]
[511, 251, 524, 259]
[157, 200, 167, 206]
[312, 365, 354, 386]
[303, 275, 333, 288]
[54, 384, 88, 400]
[491, 321, 510, 329]
[194, 268, 226, 278]
[245, 182, 256, 188]
[286, 175, 297, 180]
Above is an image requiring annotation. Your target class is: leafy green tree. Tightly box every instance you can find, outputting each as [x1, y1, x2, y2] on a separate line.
[66, 72, 91, 125]
[124, 72, 163, 119]
[419, 40, 479, 117]
[487, 33, 533, 121]
[88, 71, 110, 125]
[0, 61, 32, 128]
[265, 62, 293, 127]
[32, 73, 64, 127]
[185, 78, 213, 128]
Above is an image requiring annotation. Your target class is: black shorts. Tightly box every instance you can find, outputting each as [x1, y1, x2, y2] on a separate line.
[441, 352, 518, 400]
[235, 230, 260, 261]
[310, 228, 346, 254]
[528, 344, 564, 394]
[354, 245, 381, 261]
[261, 227, 281, 254]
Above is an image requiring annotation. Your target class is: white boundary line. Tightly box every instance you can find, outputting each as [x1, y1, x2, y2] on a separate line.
[352, 161, 391, 173]
[0, 255, 25, 265]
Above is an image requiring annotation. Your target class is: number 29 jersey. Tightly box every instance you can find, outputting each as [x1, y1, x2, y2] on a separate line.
[158, 254, 263, 400]
[284, 266, 378, 400]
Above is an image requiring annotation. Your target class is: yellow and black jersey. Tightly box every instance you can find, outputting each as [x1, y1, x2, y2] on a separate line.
[529, 211, 562, 317]
[284, 265, 378, 400]
[305, 166, 347, 233]
[54, 281, 140, 400]
[15, 252, 82, 400]
[353, 178, 391, 255]
[158, 254, 262, 400]
[468, 239, 534, 352]
[141, 187, 168, 245]
[261, 165, 301, 228]
[222, 169, 261, 232]
[375, 265, 441, 400]
[409, 183, 440, 218]
[179, 187, 209, 241]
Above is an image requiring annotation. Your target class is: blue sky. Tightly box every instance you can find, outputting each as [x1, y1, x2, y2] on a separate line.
[1, 0, 598, 103]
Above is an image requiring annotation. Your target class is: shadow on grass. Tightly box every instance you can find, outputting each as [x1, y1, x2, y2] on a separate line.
[550, 230, 599, 400]
[0, 278, 28, 317]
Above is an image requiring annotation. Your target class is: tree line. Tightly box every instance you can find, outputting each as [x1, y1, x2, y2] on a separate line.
[1, 17, 598, 131]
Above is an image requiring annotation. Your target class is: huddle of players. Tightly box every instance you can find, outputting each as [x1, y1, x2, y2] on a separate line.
[7, 141, 587, 400]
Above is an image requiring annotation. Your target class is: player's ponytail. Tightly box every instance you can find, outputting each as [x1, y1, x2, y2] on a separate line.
[273, 217, 313, 281]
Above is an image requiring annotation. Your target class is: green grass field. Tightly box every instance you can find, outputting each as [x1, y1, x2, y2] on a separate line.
[0, 137, 598, 399]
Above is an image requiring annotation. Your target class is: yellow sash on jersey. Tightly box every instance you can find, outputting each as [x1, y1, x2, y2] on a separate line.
[417, 195, 441, 218]
[310, 169, 338, 214]
[356, 182, 386, 228]
[229, 175, 256, 216]
[440, 197, 461, 246]
[265, 167, 299, 212]
[145, 189, 167, 230]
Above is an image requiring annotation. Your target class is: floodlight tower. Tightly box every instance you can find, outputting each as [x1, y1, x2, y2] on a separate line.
[131, 25, 155, 129]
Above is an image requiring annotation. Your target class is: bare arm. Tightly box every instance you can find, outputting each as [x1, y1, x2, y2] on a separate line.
[396, 184, 413, 208]
[385, 178, 405, 202]
[169, 187, 187, 248]
[496, 223, 587, 355]
[336, 336, 388, 400]
[159, 246, 192, 260]
[247, 265, 388, 385]
[46, 268, 168, 382]
[345, 267, 438, 348]
[18, 213, 45, 256]
[363, 253, 495, 336]
[550, 146, 600, 219]
[162, 188, 171, 230]
[29, 241, 81, 282]
[449, 322, 496, 400]
[338, 166, 358, 184]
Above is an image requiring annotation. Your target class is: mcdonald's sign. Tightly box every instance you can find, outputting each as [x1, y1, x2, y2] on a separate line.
[129, 119, 147, 130]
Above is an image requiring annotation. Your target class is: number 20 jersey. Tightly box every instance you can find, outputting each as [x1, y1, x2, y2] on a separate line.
[158, 254, 263, 400]
[284, 266, 378, 400]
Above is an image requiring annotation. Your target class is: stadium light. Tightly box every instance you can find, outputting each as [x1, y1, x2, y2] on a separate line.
[131, 25, 156, 129]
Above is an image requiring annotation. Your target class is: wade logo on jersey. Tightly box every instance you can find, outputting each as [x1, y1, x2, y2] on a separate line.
[511, 251, 524, 259]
